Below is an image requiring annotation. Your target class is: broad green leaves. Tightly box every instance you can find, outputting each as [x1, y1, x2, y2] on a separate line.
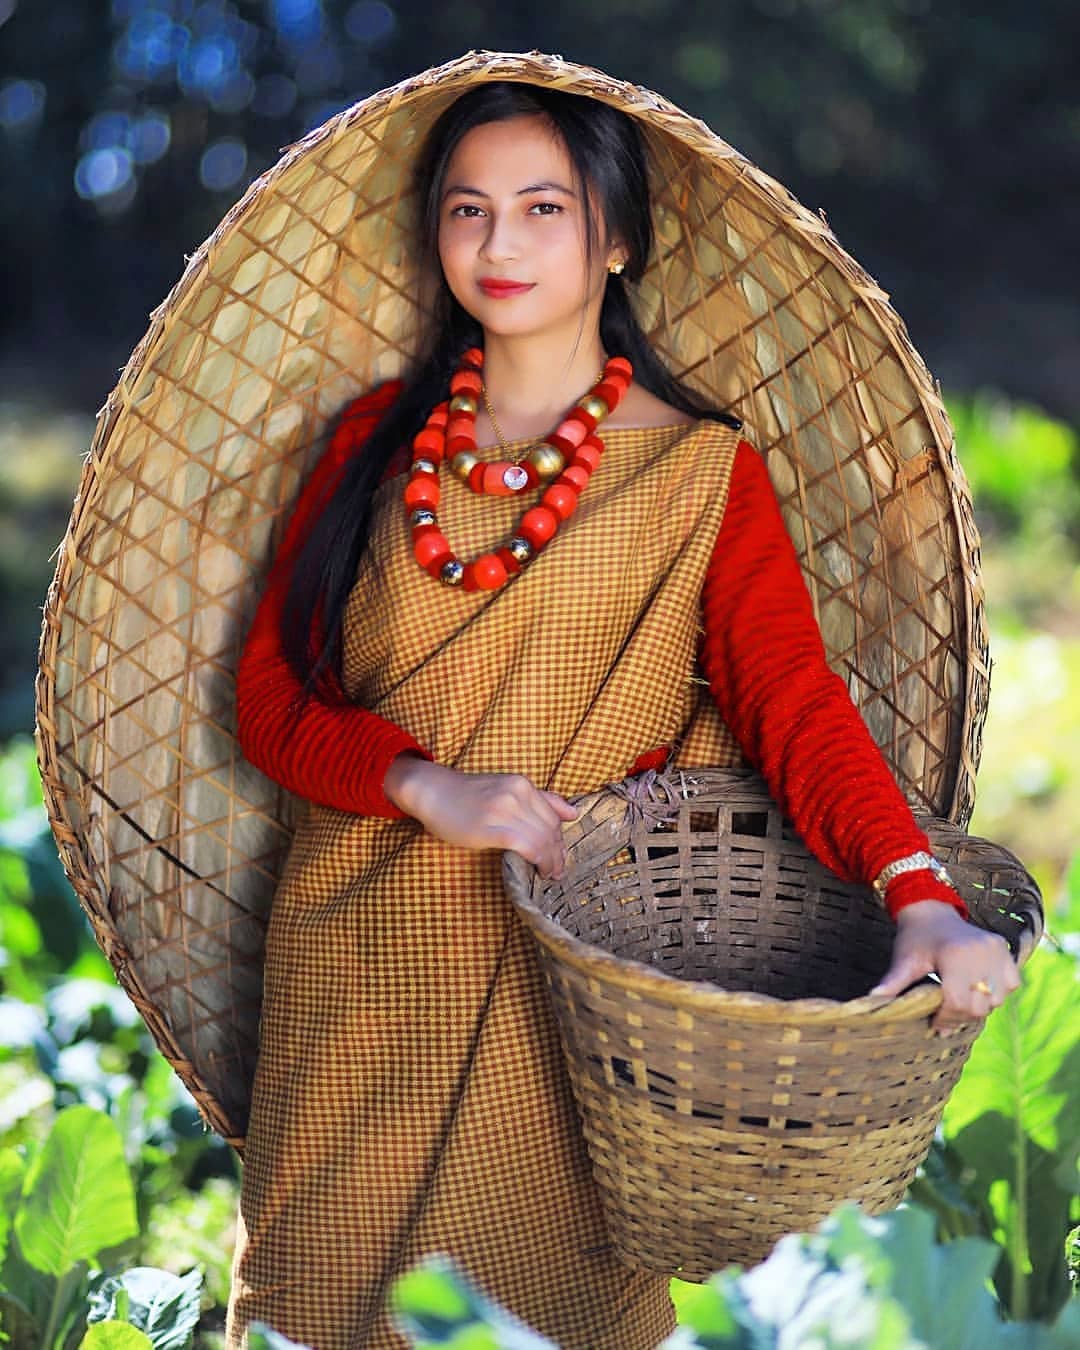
[87, 1268, 203, 1350]
[938, 945, 1080, 1320]
[15, 1105, 138, 1276]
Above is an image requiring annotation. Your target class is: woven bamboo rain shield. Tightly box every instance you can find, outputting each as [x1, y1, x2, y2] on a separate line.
[36, 49, 1009, 1150]
[503, 769, 1041, 1277]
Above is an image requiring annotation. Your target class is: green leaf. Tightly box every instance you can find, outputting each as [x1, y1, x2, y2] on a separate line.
[0, 1147, 26, 1272]
[248, 1324, 313, 1350]
[668, 1278, 741, 1339]
[393, 1267, 473, 1325]
[14, 1106, 138, 1276]
[391, 1259, 557, 1348]
[941, 946, 1080, 1320]
[79, 1321, 155, 1350]
[86, 1269, 203, 1350]
[872, 1205, 1004, 1349]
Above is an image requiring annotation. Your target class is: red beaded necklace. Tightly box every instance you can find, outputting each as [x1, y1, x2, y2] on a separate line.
[404, 348, 632, 592]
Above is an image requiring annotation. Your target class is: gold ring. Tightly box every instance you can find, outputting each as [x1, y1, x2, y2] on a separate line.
[971, 978, 994, 996]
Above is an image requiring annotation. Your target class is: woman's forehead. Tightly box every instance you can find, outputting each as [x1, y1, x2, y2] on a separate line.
[444, 114, 575, 190]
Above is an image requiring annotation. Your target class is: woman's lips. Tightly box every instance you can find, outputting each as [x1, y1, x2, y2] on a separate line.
[478, 279, 535, 297]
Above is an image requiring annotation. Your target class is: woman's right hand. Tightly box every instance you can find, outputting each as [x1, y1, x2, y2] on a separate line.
[383, 754, 578, 878]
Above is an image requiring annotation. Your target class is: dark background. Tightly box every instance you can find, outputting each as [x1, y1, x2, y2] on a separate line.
[4, 1, 1079, 419]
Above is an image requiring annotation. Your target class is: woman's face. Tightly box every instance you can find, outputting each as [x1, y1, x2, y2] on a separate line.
[436, 114, 618, 343]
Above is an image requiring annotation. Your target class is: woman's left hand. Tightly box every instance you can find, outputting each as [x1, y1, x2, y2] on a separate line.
[869, 900, 1021, 1033]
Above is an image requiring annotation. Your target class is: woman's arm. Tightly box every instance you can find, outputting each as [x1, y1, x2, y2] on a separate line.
[235, 379, 433, 817]
[700, 439, 962, 919]
[700, 441, 1018, 1028]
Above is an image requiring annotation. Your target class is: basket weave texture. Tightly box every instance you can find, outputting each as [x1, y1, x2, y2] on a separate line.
[503, 767, 1042, 1279]
[36, 49, 993, 1146]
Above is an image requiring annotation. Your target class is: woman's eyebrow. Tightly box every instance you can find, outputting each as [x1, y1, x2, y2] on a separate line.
[442, 181, 577, 199]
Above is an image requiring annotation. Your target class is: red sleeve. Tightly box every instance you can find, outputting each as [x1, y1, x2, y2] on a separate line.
[700, 440, 966, 921]
[236, 379, 433, 817]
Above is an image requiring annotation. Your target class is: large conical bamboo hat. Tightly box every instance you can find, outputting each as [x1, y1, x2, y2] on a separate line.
[36, 49, 990, 1149]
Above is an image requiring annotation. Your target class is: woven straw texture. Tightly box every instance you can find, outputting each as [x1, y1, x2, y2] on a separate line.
[38, 49, 989, 1146]
[504, 767, 1042, 1279]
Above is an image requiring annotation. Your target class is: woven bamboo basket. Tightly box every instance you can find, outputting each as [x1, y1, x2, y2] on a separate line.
[35, 49, 1023, 1152]
[503, 767, 1042, 1278]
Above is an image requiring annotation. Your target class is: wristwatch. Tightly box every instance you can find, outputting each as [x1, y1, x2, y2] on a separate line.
[871, 851, 955, 898]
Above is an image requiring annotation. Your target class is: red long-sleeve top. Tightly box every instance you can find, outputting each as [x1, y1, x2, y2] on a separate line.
[236, 382, 965, 921]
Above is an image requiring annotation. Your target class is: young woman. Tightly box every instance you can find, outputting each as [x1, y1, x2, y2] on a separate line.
[226, 81, 1018, 1349]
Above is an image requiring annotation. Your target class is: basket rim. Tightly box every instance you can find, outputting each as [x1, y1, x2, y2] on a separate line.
[504, 855, 947, 1025]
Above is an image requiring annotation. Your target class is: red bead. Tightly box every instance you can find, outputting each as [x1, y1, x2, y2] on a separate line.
[572, 442, 602, 475]
[427, 402, 450, 428]
[605, 356, 632, 380]
[497, 546, 522, 575]
[574, 407, 599, 433]
[468, 463, 487, 493]
[446, 435, 474, 457]
[446, 415, 475, 441]
[561, 464, 590, 492]
[519, 506, 559, 548]
[473, 552, 508, 590]
[450, 368, 483, 395]
[542, 483, 579, 520]
[404, 477, 439, 510]
[594, 381, 622, 408]
[554, 417, 589, 448]
[462, 565, 481, 592]
[411, 522, 438, 541]
[413, 427, 444, 456]
[481, 462, 517, 496]
[424, 551, 454, 578]
[461, 347, 484, 369]
[414, 531, 451, 568]
[548, 432, 576, 455]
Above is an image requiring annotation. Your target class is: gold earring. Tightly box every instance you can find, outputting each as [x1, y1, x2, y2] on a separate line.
[608, 258, 625, 275]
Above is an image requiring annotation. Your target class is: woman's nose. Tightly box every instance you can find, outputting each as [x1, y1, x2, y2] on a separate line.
[478, 213, 520, 262]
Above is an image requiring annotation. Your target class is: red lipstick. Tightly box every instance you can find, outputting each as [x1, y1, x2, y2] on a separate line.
[478, 278, 535, 297]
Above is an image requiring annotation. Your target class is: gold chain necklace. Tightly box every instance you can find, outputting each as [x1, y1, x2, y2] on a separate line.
[481, 367, 606, 464]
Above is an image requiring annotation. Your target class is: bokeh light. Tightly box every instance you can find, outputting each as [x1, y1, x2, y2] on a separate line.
[271, 0, 323, 44]
[74, 146, 137, 213]
[252, 72, 297, 118]
[130, 112, 172, 164]
[344, 1, 394, 43]
[199, 137, 247, 191]
[0, 79, 46, 133]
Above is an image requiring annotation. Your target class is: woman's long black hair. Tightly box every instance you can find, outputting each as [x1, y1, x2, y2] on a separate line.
[282, 80, 740, 696]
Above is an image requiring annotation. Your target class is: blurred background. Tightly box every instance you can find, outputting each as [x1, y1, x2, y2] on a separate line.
[0, 1, 1078, 1328]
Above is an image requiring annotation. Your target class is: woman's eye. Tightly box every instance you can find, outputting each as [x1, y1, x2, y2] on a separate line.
[450, 204, 485, 218]
[529, 202, 562, 215]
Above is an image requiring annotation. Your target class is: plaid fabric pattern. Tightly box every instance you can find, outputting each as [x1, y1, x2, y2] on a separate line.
[226, 420, 741, 1349]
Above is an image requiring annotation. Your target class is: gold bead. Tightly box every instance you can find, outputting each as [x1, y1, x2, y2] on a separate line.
[580, 395, 609, 422]
[450, 451, 479, 481]
[410, 508, 436, 528]
[449, 393, 478, 415]
[440, 559, 465, 586]
[508, 536, 534, 564]
[527, 443, 566, 479]
[412, 457, 437, 476]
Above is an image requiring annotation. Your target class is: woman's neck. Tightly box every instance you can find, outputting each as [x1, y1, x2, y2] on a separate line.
[478, 333, 609, 443]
